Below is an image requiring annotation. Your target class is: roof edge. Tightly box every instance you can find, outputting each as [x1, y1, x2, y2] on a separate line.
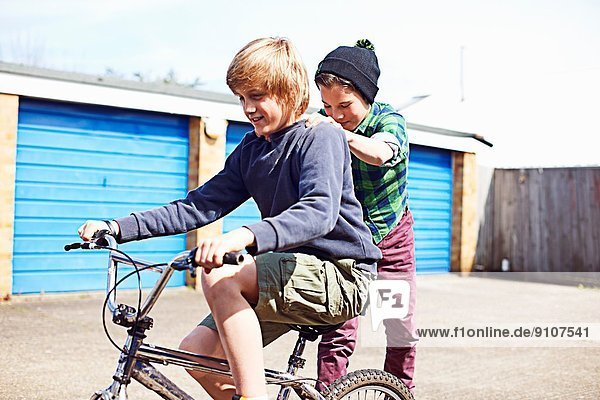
[407, 122, 493, 147]
[0, 61, 239, 105]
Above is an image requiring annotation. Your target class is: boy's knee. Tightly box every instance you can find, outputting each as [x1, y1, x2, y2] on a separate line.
[179, 326, 211, 352]
[179, 331, 198, 353]
[201, 269, 239, 300]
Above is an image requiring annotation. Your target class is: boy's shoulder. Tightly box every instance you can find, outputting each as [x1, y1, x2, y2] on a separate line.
[285, 120, 346, 155]
[371, 102, 406, 129]
[373, 102, 405, 121]
[237, 128, 263, 148]
[359, 102, 405, 135]
[304, 119, 346, 144]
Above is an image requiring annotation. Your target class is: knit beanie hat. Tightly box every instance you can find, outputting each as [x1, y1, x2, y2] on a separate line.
[315, 39, 380, 104]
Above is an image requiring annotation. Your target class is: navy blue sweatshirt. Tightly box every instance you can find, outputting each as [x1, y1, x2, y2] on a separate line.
[116, 121, 381, 272]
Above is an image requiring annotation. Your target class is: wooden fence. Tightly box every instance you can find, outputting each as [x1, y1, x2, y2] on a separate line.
[476, 167, 600, 273]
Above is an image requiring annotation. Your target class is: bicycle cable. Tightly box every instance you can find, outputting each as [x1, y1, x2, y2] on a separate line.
[267, 377, 322, 385]
[95, 244, 167, 352]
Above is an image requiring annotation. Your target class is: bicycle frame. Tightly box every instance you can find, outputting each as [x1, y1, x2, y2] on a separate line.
[93, 237, 325, 400]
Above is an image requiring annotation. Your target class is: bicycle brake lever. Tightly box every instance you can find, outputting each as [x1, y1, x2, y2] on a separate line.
[92, 229, 112, 247]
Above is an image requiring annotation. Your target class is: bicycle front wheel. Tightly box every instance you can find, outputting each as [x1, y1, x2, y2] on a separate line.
[324, 369, 413, 400]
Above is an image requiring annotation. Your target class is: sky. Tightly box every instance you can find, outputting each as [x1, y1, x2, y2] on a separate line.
[1, 0, 599, 168]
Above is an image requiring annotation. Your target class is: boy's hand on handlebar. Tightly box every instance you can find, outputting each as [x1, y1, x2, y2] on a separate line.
[195, 228, 255, 271]
[78, 220, 119, 241]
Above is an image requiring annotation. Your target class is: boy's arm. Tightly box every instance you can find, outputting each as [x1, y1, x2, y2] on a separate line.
[345, 130, 394, 166]
[244, 126, 345, 254]
[363, 113, 408, 167]
[307, 111, 407, 167]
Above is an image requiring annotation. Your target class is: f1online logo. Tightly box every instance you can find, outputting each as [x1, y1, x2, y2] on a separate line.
[368, 280, 410, 330]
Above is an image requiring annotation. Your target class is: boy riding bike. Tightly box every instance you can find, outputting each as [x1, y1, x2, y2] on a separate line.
[78, 37, 381, 400]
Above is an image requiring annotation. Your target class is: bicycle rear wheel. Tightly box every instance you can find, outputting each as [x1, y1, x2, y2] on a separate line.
[324, 369, 413, 400]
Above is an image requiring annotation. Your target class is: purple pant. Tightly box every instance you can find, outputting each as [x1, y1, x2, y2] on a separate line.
[317, 209, 418, 392]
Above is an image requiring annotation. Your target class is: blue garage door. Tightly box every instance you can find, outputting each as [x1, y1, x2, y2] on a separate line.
[408, 145, 453, 273]
[13, 98, 189, 294]
[222, 122, 453, 273]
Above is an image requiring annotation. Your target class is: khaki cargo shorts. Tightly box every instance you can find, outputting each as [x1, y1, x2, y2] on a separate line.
[200, 252, 371, 346]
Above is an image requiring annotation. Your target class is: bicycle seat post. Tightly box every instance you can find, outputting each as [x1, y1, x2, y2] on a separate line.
[276, 333, 309, 400]
[288, 333, 308, 374]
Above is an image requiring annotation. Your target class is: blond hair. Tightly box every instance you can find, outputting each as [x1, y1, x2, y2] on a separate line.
[227, 37, 310, 119]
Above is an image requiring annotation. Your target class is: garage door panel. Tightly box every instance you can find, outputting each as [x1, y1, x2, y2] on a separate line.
[409, 198, 453, 211]
[13, 269, 184, 294]
[409, 149, 451, 164]
[408, 168, 453, 182]
[409, 144, 452, 273]
[413, 229, 450, 240]
[416, 249, 451, 259]
[15, 201, 167, 219]
[17, 146, 187, 174]
[13, 99, 189, 294]
[17, 165, 186, 190]
[413, 220, 452, 231]
[415, 240, 452, 250]
[18, 102, 188, 135]
[14, 219, 85, 236]
[13, 235, 184, 255]
[410, 208, 451, 221]
[18, 126, 188, 159]
[13, 250, 184, 271]
[14, 219, 189, 239]
[16, 182, 183, 204]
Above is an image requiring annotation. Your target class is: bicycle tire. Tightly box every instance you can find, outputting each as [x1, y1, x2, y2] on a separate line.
[324, 369, 414, 400]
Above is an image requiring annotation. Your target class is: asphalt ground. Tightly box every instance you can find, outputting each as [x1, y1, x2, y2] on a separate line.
[1, 273, 599, 399]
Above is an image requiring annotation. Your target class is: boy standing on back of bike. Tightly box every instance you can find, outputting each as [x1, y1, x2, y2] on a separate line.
[306, 39, 419, 393]
[78, 37, 381, 400]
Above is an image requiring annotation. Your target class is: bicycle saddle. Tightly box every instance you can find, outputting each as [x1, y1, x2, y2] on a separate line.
[288, 323, 345, 341]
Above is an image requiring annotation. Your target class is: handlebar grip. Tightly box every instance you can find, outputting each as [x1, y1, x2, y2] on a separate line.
[64, 242, 98, 251]
[223, 252, 245, 265]
[64, 243, 82, 251]
[184, 249, 245, 270]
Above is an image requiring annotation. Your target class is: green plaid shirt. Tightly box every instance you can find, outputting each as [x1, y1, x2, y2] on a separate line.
[323, 102, 409, 244]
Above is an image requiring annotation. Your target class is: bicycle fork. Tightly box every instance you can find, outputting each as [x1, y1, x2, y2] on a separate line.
[93, 321, 187, 400]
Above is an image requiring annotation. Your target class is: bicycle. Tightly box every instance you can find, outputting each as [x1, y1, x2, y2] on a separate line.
[65, 231, 413, 400]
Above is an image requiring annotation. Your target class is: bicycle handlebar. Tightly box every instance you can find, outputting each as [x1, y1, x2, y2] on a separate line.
[64, 242, 101, 251]
[64, 231, 245, 268]
[64, 229, 114, 251]
[64, 230, 245, 315]
[63, 230, 247, 330]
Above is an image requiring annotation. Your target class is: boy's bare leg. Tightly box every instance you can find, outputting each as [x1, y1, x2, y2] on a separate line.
[179, 326, 236, 399]
[202, 259, 266, 398]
